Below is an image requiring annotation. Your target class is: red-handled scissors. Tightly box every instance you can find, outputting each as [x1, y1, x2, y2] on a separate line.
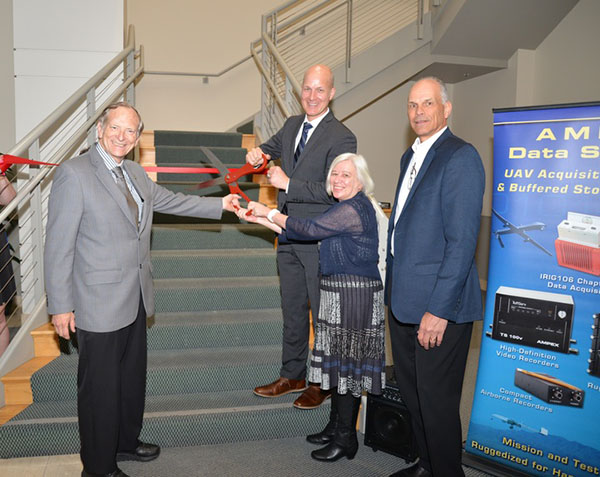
[193, 146, 268, 204]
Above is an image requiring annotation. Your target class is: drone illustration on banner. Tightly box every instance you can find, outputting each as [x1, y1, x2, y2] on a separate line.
[492, 414, 549, 436]
[492, 209, 553, 256]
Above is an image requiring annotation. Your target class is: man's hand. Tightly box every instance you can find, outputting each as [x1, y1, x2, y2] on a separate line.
[246, 147, 270, 167]
[52, 312, 76, 340]
[417, 312, 448, 350]
[266, 166, 289, 190]
[222, 194, 241, 212]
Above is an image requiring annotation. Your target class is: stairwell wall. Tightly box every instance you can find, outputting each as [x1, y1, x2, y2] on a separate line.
[126, 0, 281, 133]
[0, 0, 15, 153]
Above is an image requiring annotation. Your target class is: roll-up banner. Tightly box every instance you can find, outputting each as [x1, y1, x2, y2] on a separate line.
[465, 102, 600, 477]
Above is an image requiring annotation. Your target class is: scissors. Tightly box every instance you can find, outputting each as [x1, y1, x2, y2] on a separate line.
[193, 146, 268, 204]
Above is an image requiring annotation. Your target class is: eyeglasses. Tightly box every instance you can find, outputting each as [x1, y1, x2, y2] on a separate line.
[407, 162, 417, 190]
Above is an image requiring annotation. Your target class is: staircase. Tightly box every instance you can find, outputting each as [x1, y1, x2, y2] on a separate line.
[0, 131, 327, 458]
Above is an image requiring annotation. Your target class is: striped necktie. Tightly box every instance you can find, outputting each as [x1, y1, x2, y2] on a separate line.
[112, 167, 139, 228]
[294, 122, 313, 166]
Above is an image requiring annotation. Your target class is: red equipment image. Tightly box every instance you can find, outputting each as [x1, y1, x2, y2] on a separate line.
[555, 212, 600, 276]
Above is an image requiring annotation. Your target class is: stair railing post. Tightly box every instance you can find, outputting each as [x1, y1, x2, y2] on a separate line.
[417, 0, 425, 39]
[126, 48, 135, 105]
[17, 139, 45, 316]
[86, 88, 96, 148]
[345, 0, 352, 83]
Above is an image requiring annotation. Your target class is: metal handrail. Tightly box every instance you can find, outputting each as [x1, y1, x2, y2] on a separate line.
[0, 24, 145, 407]
[144, 54, 251, 79]
[2, 26, 143, 313]
[251, 0, 423, 139]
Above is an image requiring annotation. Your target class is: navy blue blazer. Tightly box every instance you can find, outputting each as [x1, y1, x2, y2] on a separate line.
[386, 128, 485, 324]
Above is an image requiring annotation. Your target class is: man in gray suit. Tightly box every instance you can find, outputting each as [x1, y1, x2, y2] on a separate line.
[246, 64, 357, 410]
[44, 102, 238, 477]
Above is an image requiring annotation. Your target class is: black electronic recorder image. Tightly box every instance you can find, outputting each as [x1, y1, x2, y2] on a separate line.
[489, 286, 577, 354]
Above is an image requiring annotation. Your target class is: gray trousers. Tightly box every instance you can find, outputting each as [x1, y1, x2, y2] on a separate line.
[276, 243, 320, 380]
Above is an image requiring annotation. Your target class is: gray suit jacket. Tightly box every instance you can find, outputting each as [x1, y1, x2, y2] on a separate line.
[44, 147, 223, 332]
[260, 111, 357, 224]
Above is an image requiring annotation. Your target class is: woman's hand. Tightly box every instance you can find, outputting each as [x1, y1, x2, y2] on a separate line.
[247, 201, 270, 218]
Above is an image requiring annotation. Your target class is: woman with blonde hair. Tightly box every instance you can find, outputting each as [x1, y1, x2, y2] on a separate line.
[239, 153, 386, 462]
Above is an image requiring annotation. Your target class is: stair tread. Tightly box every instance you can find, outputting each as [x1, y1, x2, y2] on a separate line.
[151, 248, 274, 258]
[2, 357, 57, 381]
[36, 345, 283, 374]
[151, 308, 282, 325]
[6, 389, 315, 424]
[153, 276, 280, 288]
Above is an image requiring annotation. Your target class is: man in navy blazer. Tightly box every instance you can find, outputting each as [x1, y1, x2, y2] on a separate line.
[386, 77, 485, 477]
[246, 64, 357, 410]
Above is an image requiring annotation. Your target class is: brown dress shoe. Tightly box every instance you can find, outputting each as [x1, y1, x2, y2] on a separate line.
[293, 384, 331, 409]
[253, 377, 307, 398]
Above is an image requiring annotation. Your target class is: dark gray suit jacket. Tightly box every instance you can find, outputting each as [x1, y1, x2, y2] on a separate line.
[44, 146, 223, 332]
[260, 111, 357, 230]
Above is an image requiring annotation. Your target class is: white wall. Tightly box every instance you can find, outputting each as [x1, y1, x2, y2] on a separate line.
[533, 0, 600, 105]
[13, 0, 123, 140]
[345, 0, 600, 214]
[0, 0, 16, 152]
[127, 0, 282, 132]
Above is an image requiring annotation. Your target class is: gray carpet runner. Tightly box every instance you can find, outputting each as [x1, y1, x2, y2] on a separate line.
[0, 131, 330, 459]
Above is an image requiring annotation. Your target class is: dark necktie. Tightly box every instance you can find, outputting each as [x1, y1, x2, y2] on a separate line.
[112, 167, 139, 228]
[293, 122, 313, 166]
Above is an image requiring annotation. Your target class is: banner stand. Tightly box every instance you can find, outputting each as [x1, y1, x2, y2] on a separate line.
[465, 102, 600, 477]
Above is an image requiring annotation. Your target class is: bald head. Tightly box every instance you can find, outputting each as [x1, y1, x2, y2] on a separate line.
[301, 64, 336, 121]
[303, 64, 334, 89]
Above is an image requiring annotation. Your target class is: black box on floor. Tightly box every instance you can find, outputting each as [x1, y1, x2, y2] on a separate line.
[363, 366, 417, 462]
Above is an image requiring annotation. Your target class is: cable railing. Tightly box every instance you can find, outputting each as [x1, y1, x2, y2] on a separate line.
[0, 26, 144, 391]
[251, 0, 424, 141]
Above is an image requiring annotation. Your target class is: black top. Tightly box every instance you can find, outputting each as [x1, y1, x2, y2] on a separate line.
[286, 192, 380, 279]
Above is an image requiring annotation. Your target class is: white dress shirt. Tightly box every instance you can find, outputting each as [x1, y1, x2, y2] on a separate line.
[390, 126, 447, 255]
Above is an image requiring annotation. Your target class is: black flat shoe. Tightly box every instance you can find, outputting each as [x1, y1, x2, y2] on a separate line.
[310, 441, 358, 462]
[389, 463, 432, 477]
[116, 441, 160, 462]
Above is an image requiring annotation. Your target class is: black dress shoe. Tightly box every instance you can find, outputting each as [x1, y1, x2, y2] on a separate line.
[311, 441, 358, 462]
[81, 468, 130, 477]
[116, 441, 160, 462]
[389, 462, 432, 477]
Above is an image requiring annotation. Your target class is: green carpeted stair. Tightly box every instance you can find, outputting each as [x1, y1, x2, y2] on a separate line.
[152, 132, 260, 224]
[0, 131, 328, 459]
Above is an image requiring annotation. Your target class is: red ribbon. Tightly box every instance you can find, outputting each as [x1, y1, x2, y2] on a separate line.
[142, 166, 267, 175]
[0, 154, 57, 174]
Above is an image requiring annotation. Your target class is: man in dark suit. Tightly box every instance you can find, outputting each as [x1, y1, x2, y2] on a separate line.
[44, 102, 238, 477]
[246, 64, 357, 409]
[386, 77, 485, 477]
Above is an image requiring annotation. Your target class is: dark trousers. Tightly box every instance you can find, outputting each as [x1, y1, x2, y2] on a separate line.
[389, 314, 472, 477]
[76, 296, 147, 474]
[276, 243, 320, 380]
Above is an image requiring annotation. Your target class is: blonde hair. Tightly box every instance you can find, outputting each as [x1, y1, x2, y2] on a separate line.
[325, 153, 384, 215]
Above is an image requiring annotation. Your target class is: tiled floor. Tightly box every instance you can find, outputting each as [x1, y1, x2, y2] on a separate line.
[0, 454, 82, 477]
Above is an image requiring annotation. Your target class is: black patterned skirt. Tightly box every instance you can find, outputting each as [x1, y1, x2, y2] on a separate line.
[308, 274, 385, 397]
